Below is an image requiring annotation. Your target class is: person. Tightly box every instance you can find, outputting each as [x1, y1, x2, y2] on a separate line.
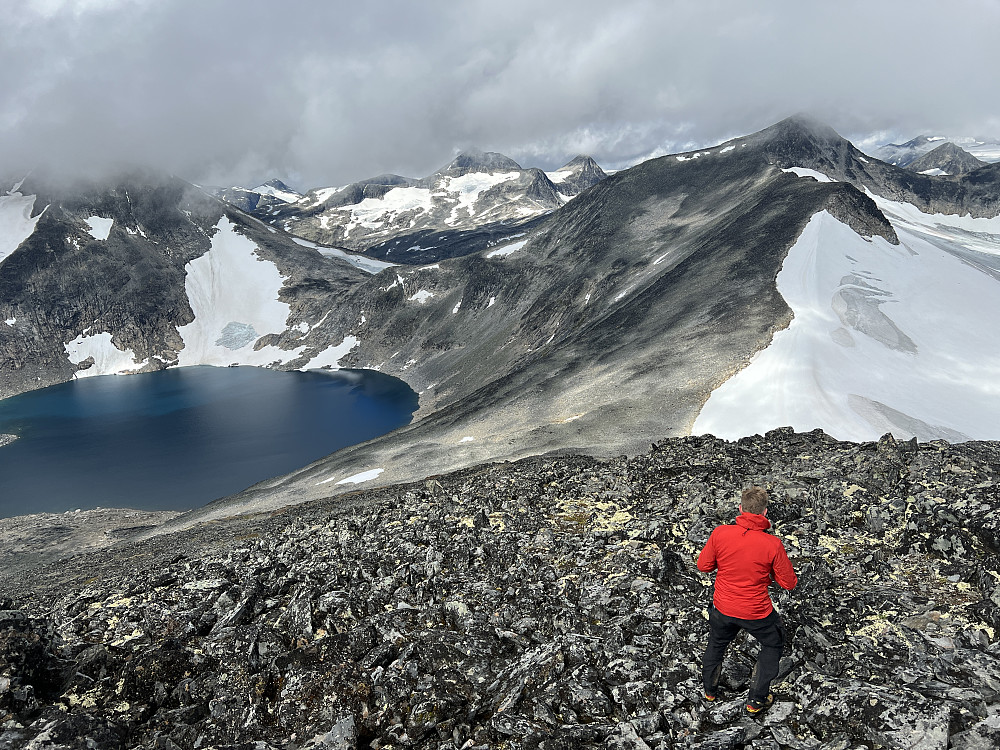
[697, 486, 797, 714]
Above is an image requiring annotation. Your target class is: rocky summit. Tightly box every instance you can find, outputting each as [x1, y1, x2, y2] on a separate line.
[2, 429, 999, 749]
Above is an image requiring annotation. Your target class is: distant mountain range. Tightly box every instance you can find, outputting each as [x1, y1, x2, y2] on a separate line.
[2, 116, 1000, 511]
[869, 133, 1000, 168]
[213, 151, 607, 264]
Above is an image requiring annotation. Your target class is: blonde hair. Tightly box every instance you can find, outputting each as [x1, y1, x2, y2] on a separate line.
[741, 486, 769, 514]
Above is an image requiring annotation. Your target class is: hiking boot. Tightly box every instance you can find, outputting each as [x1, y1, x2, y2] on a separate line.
[746, 694, 774, 714]
[703, 693, 718, 702]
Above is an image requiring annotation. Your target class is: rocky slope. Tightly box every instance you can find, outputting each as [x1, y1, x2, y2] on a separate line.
[1, 429, 999, 749]
[249, 151, 607, 264]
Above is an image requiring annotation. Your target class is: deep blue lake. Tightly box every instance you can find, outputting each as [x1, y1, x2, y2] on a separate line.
[0, 366, 418, 518]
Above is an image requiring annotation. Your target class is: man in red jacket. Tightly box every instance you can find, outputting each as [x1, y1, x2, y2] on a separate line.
[697, 486, 797, 714]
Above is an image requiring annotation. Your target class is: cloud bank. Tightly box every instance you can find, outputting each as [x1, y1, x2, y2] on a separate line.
[3, 0, 998, 189]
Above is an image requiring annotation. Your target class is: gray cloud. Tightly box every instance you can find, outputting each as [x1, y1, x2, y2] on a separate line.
[3, 0, 998, 190]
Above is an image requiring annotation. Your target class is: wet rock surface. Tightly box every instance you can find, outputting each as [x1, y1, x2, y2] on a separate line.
[2, 429, 999, 749]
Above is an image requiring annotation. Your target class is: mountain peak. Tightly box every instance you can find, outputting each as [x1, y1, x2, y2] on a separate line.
[557, 154, 603, 172]
[905, 142, 987, 176]
[257, 178, 296, 192]
[759, 114, 845, 146]
[545, 155, 607, 197]
[437, 150, 523, 176]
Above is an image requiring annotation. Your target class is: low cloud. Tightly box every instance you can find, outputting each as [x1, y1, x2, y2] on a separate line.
[3, 0, 998, 190]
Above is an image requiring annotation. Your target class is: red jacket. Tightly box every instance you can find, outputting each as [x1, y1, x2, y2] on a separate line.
[697, 512, 797, 619]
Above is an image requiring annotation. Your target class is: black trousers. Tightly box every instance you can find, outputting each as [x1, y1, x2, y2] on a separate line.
[702, 604, 785, 702]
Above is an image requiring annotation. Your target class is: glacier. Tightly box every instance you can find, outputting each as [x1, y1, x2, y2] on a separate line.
[694, 195, 1000, 442]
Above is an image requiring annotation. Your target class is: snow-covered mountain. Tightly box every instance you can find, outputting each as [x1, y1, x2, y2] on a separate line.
[3, 116, 1000, 508]
[222, 150, 607, 264]
[210, 178, 303, 215]
[250, 178, 302, 203]
[870, 134, 1000, 166]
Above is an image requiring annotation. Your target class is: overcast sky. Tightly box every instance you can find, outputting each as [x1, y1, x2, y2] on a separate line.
[3, 0, 999, 189]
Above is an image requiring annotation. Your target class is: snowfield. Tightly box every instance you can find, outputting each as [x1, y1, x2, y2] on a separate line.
[177, 217, 305, 368]
[694, 201, 1000, 442]
[781, 167, 834, 182]
[335, 186, 435, 237]
[442, 171, 519, 226]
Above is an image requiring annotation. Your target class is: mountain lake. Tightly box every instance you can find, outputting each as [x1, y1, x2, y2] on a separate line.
[0, 366, 418, 518]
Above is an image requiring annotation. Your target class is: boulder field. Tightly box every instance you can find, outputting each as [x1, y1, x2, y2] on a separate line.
[1, 428, 999, 749]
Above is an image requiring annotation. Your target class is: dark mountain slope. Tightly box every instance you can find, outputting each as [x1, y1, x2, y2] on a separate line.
[906, 142, 987, 175]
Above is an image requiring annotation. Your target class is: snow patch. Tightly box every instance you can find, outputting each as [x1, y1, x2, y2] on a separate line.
[335, 186, 435, 237]
[65, 331, 145, 377]
[251, 183, 300, 203]
[409, 290, 434, 304]
[318, 468, 384, 486]
[85, 216, 113, 240]
[291, 237, 394, 274]
[920, 168, 949, 176]
[4, 318, 14, 326]
[459, 436, 475, 443]
[442, 171, 520, 226]
[311, 186, 344, 204]
[546, 170, 573, 184]
[486, 239, 529, 258]
[720, 145, 736, 154]
[0, 190, 45, 265]
[782, 167, 834, 182]
[675, 151, 709, 162]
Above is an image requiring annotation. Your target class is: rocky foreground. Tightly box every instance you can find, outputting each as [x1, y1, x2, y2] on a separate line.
[1, 429, 999, 749]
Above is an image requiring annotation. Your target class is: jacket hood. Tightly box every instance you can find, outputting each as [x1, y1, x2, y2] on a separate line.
[735, 511, 771, 532]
